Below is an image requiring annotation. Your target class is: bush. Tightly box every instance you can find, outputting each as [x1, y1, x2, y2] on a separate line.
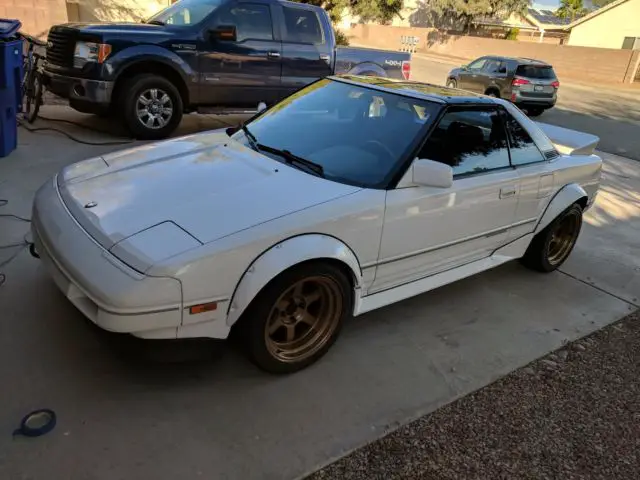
[334, 29, 350, 46]
[505, 27, 520, 41]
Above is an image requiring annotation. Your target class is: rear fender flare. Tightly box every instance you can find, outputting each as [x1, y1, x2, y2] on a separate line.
[226, 234, 363, 327]
[534, 183, 588, 234]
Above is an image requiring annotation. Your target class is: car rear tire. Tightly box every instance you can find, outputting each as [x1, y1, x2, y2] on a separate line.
[527, 107, 544, 117]
[446, 79, 457, 88]
[240, 262, 352, 374]
[485, 89, 500, 98]
[120, 74, 183, 140]
[521, 203, 583, 273]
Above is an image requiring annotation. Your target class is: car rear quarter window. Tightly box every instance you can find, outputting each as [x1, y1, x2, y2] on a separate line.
[418, 108, 510, 177]
[516, 65, 556, 79]
[282, 7, 324, 44]
[502, 112, 546, 165]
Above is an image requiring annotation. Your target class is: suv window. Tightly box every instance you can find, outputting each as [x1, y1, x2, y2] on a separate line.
[419, 109, 510, 177]
[503, 112, 545, 165]
[486, 59, 507, 74]
[217, 4, 274, 41]
[283, 7, 324, 44]
[467, 58, 487, 70]
[516, 65, 556, 79]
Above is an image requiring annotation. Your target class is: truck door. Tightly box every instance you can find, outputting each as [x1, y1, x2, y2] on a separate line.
[198, 0, 282, 107]
[275, 3, 333, 99]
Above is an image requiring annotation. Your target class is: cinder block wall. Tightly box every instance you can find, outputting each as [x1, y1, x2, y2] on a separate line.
[0, 0, 68, 38]
[349, 24, 640, 85]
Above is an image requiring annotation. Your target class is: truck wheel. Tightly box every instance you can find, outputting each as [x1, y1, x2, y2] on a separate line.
[241, 262, 352, 374]
[521, 203, 583, 273]
[121, 74, 183, 140]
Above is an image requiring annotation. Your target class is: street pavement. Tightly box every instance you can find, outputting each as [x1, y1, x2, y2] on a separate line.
[411, 54, 640, 161]
[0, 98, 638, 480]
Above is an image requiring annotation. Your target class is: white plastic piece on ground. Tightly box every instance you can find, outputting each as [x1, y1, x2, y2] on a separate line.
[536, 122, 600, 156]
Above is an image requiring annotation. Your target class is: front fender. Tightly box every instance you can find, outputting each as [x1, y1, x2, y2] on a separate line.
[534, 183, 588, 234]
[104, 45, 196, 85]
[226, 234, 363, 327]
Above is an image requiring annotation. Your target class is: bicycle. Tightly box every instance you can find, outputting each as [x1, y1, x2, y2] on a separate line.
[19, 32, 47, 123]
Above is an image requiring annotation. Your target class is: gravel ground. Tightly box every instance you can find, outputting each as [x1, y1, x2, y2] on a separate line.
[309, 311, 640, 480]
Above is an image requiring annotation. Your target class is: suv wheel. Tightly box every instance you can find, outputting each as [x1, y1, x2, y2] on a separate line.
[446, 79, 457, 88]
[121, 74, 183, 140]
[527, 107, 544, 117]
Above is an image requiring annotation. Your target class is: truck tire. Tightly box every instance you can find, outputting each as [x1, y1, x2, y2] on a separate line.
[120, 74, 183, 140]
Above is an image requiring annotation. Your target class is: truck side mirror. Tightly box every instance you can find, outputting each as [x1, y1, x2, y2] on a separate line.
[210, 25, 237, 41]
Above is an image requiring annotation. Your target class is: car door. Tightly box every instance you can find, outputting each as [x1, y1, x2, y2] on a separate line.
[484, 58, 510, 96]
[370, 106, 521, 294]
[198, 0, 282, 107]
[500, 105, 557, 242]
[276, 3, 333, 99]
[458, 57, 488, 92]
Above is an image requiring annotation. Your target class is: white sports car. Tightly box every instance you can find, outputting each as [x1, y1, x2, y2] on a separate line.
[32, 75, 602, 373]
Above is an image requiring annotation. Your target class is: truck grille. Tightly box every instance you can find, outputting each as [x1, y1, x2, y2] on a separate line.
[46, 28, 78, 68]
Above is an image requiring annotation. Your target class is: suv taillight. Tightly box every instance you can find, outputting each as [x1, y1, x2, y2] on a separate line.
[551, 80, 560, 88]
[512, 78, 530, 86]
[402, 61, 411, 80]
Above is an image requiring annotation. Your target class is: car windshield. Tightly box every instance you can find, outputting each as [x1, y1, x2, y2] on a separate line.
[238, 79, 440, 189]
[146, 0, 224, 26]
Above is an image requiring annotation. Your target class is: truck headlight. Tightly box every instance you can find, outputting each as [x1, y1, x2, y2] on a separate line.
[74, 41, 112, 68]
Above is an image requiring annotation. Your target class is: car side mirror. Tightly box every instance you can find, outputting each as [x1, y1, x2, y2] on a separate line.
[210, 25, 237, 41]
[412, 158, 453, 188]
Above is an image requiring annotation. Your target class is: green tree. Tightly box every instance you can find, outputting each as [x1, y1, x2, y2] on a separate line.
[427, 0, 532, 33]
[293, 0, 404, 24]
[556, 0, 587, 21]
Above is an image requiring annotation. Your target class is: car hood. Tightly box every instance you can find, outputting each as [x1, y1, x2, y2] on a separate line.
[58, 22, 169, 35]
[58, 131, 360, 253]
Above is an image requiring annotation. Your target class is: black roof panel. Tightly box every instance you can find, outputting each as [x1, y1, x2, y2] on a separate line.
[331, 75, 498, 105]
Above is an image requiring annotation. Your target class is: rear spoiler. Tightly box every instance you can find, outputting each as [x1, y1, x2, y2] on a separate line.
[536, 122, 600, 156]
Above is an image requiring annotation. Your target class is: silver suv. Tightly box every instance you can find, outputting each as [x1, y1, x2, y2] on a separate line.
[446, 56, 559, 117]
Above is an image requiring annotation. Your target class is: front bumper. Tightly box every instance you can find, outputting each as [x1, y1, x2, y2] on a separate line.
[32, 177, 184, 339]
[44, 71, 114, 106]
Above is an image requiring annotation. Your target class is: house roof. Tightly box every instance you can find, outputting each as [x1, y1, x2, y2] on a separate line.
[565, 0, 631, 29]
[473, 8, 572, 31]
[526, 8, 572, 28]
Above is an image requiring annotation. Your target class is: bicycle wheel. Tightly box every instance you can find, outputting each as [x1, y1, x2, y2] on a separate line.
[22, 69, 42, 123]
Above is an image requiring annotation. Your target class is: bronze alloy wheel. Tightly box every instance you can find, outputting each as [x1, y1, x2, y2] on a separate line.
[264, 276, 343, 363]
[547, 212, 581, 266]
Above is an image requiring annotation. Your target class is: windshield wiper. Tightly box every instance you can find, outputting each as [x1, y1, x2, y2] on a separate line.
[146, 19, 165, 25]
[241, 124, 259, 152]
[257, 144, 324, 177]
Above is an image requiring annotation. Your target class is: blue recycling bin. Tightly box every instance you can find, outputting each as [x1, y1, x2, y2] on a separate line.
[0, 18, 23, 158]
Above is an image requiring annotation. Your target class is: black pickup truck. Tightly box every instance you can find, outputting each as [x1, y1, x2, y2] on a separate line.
[44, 0, 411, 139]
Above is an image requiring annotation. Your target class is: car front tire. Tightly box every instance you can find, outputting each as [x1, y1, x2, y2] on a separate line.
[446, 79, 457, 88]
[241, 262, 352, 374]
[121, 74, 183, 140]
[522, 203, 583, 273]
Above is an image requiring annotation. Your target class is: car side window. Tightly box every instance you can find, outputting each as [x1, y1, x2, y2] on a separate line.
[216, 4, 274, 42]
[503, 112, 546, 165]
[282, 6, 324, 44]
[486, 60, 507, 74]
[467, 58, 487, 70]
[418, 108, 511, 177]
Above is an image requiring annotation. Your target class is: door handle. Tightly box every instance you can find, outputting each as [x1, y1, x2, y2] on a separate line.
[500, 186, 517, 199]
[319, 54, 330, 62]
[267, 51, 280, 58]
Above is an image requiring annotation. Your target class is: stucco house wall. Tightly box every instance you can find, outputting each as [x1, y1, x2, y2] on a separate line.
[568, 0, 640, 49]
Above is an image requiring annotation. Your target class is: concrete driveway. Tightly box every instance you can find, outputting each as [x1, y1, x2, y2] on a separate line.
[411, 54, 640, 161]
[0, 108, 638, 480]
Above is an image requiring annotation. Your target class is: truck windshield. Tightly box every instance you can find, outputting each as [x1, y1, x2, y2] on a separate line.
[239, 79, 440, 189]
[146, 0, 224, 26]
